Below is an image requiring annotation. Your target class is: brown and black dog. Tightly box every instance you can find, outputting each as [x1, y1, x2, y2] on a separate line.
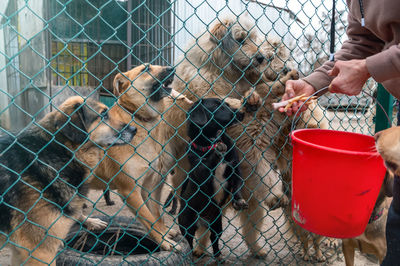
[92, 64, 183, 251]
[0, 96, 136, 265]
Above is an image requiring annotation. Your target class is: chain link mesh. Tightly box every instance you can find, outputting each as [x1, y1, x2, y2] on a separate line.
[0, 0, 393, 265]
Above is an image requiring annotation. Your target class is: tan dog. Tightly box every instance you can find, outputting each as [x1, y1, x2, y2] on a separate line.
[342, 171, 393, 266]
[0, 96, 136, 265]
[92, 64, 183, 251]
[161, 14, 327, 258]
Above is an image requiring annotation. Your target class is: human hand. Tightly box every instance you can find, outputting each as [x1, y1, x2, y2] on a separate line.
[328, 59, 371, 95]
[278, 79, 316, 116]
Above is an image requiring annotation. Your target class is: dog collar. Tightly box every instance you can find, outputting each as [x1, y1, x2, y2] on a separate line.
[369, 208, 384, 223]
[191, 142, 218, 152]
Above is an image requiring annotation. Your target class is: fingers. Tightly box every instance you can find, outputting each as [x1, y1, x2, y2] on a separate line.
[328, 64, 339, 77]
[282, 80, 295, 101]
[279, 79, 316, 116]
[280, 101, 307, 116]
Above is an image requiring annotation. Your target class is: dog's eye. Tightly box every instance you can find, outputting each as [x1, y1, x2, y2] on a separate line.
[236, 37, 245, 44]
[100, 109, 109, 120]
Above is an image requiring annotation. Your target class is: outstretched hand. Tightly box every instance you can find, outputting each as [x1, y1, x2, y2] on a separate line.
[328, 59, 371, 95]
[278, 79, 316, 116]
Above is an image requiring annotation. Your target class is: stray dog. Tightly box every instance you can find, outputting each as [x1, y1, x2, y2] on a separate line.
[0, 96, 136, 265]
[93, 64, 183, 251]
[178, 98, 248, 259]
[342, 171, 393, 266]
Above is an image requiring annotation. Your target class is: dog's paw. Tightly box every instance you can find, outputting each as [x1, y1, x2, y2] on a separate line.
[243, 90, 262, 112]
[303, 253, 312, 261]
[161, 238, 182, 252]
[167, 228, 179, 238]
[85, 218, 108, 230]
[105, 200, 115, 206]
[322, 238, 340, 249]
[266, 194, 289, 210]
[216, 142, 227, 153]
[316, 253, 327, 262]
[286, 69, 299, 81]
[193, 246, 207, 257]
[233, 199, 249, 210]
[252, 248, 267, 259]
[265, 196, 280, 210]
[215, 256, 226, 264]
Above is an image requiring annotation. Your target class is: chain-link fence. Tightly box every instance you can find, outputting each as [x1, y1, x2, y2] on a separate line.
[0, 0, 393, 265]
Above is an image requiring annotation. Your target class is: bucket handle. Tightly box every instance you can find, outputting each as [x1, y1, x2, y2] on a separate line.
[290, 86, 393, 133]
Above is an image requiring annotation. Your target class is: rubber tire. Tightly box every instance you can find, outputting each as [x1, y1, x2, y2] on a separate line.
[56, 216, 192, 266]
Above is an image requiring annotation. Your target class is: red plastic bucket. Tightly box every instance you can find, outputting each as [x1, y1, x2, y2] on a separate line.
[291, 129, 386, 238]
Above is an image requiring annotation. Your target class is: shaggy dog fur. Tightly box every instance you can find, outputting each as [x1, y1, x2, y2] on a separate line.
[162, 15, 328, 258]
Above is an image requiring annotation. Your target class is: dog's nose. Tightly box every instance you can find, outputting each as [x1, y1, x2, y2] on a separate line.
[256, 55, 264, 64]
[123, 124, 137, 135]
[374, 131, 381, 142]
[129, 125, 137, 135]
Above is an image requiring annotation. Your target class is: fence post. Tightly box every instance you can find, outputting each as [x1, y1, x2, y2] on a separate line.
[374, 83, 393, 133]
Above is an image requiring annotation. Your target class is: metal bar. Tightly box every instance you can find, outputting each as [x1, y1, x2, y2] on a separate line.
[127, 0, 132, 69]
[375, 83, 394, 133]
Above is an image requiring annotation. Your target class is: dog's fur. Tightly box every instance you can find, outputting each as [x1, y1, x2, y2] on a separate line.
[0, 96, 136, 265]
[92, 64, 184, 251]
[178, 98, 247, 259]
[162, 15, 327, 257]
[342, 171, 393, 266]
[357, 126, 400, 265]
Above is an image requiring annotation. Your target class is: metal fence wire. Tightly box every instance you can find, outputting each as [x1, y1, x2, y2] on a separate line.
[0, 0, 393, 265]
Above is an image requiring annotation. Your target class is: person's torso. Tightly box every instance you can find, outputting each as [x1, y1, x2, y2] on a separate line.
[348, 0, 400, 49]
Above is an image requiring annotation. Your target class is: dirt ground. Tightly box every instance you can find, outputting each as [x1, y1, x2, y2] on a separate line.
[0, 110, 382, 265]
[0, 190, 379, 266]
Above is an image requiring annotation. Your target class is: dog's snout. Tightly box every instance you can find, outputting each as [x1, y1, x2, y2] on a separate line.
[256, 55, 264, 64]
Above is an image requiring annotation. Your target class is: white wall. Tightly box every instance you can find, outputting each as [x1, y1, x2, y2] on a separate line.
[0, 0, 11, 129]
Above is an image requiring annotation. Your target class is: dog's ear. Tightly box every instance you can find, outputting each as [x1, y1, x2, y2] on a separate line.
[113, 73, 130, 97]
[210, 21, 229, 43]
[56, 103, 93, 144]
[189, 102, 208, 126]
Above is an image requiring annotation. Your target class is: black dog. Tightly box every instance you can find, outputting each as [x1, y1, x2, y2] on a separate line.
[178, 98, 248, 259]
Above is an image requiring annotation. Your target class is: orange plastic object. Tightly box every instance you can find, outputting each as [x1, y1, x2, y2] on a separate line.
[291, 129, 386, 238]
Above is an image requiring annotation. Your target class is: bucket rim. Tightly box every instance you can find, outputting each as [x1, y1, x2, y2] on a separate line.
[291, 128, 381, 157]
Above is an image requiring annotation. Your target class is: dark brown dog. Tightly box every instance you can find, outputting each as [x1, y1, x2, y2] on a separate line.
[0, 96, 136, 265]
